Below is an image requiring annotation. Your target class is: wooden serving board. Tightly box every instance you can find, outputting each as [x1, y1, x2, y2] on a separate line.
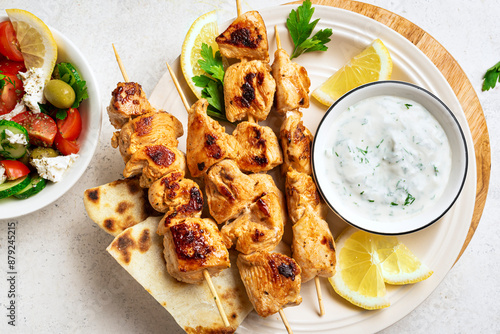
[288, 0, 491, 262]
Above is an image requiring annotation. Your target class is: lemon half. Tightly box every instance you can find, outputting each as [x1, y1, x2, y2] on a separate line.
[6, 9, 57, 84]
[329, 227, 432, 310]
[180, 10, 219, 99]
[312, 38, 392, 106]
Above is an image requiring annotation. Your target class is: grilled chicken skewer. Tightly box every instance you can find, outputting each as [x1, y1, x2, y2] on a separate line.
[273, 27, 336, 317]
[166, 63, 230, 327]
[109, 47, 231, 327]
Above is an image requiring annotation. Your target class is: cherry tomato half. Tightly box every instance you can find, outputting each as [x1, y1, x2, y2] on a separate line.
[12, 111, 57, 147]
[54, 131, 80, 155]
[0, 57, 26, 74]
[0, 74, 23, 115]
[57, 108, 82, 141]
[0, 22, 23, 62]
[0, 160, 30, 180]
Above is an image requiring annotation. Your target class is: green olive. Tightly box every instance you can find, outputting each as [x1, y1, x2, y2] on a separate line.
[44, 79, 76, 109]
[30, 147, 59, 164]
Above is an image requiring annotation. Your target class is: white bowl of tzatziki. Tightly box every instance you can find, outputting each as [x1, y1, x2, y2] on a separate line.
[312, 81, 468, 235]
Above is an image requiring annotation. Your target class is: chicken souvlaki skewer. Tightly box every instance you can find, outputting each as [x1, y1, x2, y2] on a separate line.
[272, 27, 337, 317]
[110, 45, 231, 328]
[167, 54, 297, 333]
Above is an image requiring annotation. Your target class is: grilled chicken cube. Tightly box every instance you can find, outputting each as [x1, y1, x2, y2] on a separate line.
[216, 11, 270, 62]
[186, 99, 240, 177]
[285, 168, 327, 224]
[280, 111, 314, 175]
[292, 208, 336, 282]
[271, 49, 310, 115]
[149, 170, 204, 217]
[111, 111, 183, 163]
[159, 217, 230, 284]
[205, 159, 281, 224]
[224, 60, 276, 123]
[221, 192, 285, 254]
[237, 251, 302, 317]
[107, 82, 155, 129]
[233, 122, 283, 173]
[123, 145, 186, 188]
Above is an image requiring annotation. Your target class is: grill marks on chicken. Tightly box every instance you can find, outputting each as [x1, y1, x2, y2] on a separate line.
[224, 60, 276, 123]
[123, 146, 186, 188]
[112, 111, 183, 163]
[216, 11, 270, 62]
[279, 111, 314, 175]
[107, 82, 155, 129]
[161, 217, 230, 284]
[233, 122, 282, 173]
[271, 49, 311, 115]
[186, 99, 239, 177]
[221, 192, 285, 255]
[237, 251, 302, 317]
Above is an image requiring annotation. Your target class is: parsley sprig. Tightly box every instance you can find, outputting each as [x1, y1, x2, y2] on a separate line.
[482, 61, 500, 91]
[286, 0, 333, 59]
[192, 43, 227, 121]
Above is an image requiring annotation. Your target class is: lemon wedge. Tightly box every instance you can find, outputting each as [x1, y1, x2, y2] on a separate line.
[312, 38, 392, 106]
[6, 9, 57, 84]
[329, 227, 432, 310]
[180, 10, 219, 99]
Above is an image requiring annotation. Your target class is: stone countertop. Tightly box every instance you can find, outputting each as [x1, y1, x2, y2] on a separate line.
[0, 0, 498, 333]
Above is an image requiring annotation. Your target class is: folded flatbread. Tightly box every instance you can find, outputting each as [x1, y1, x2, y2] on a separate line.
[84, 178, 156, 236]
[106, 216, 253, 333]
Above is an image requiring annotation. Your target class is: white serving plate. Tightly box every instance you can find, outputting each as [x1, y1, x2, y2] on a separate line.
[148, 4, 476, 333]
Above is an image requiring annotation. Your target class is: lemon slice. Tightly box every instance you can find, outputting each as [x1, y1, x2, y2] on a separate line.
[180, 10, 219, 99]
[329, 227, 432, 310]
[6, 8, 57, 83]
[312, 38, 392, 106]
[329, 227, 390, 310]
[380, 242, 433, 285]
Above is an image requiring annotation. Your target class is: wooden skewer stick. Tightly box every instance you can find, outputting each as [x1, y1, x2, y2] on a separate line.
[112, 44, 130, 82]
[236, 0, 242, 17]
[166, 61, 230, 328]
[275, 25, 326, 317]
[278, 309, 293, 334]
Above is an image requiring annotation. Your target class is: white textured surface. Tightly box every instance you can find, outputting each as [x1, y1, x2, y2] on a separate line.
[0, 0, 498, 333]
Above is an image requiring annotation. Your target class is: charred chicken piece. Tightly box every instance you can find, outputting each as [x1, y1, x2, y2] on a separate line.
[107, 82, 155, 129]
[271, 49, 311, 115]
[221, 192, 285, 255]
[159, 217, 230, 284]
[186, 99, 240, 177]
[232, 122, 283, 173]
[280, 112, 314, 175]
[216, 11, 270, 62]
[224, 60, 276, 123]
[291, 208, 336, 283]
[149, 170, 204, 217]
[237, 251, 302, 317]
[111, 111, 183, 163]
[205, 159, 280, 224]
[285, 168, 327, 224]
[123, 145, 186, 188]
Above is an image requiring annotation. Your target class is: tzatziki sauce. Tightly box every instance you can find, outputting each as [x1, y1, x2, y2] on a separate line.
[324, 95, 451, 221]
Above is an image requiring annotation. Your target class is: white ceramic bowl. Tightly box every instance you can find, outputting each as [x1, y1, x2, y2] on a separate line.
[0, 17, 101, 219]
[312, 81, 468, 235]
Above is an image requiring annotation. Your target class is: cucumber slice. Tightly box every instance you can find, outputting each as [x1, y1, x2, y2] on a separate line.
[0, 120, 29, 159]
[13, 174, 47, 199]
[0, 175, 31, 199]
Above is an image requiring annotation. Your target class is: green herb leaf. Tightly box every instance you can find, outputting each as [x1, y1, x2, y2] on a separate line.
[404, 193, 415, 206]
[198, 44, 225, 82]
[404, 103, 412, 109]
[54, 63, 89, 108]
[482, 61, 500, 91]
[286, 0, 333, 59]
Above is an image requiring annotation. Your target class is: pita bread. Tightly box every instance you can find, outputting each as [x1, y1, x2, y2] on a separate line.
[107, 217, 253, 333]
[84, 177, 158, 236]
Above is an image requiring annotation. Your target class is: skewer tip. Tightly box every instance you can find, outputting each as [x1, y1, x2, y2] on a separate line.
[278, 309, 294, 334]
[203, 269, 231, 327]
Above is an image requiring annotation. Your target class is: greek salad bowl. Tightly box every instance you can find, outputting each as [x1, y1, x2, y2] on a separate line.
[0, 15, 101, 219]
[312, 81, 468, 235]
